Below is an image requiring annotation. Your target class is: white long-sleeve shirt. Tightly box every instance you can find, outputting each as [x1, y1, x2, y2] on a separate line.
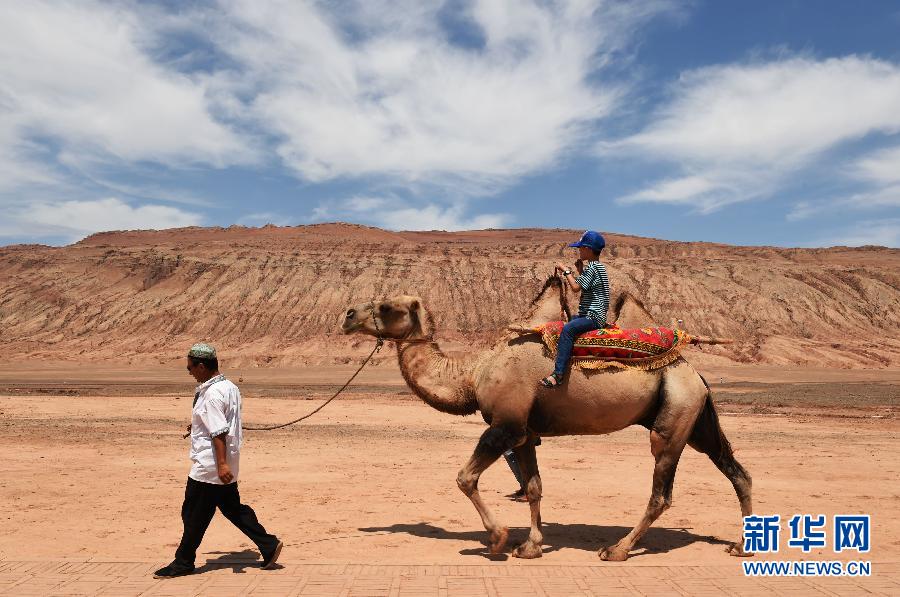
[188, 375, 243, 484]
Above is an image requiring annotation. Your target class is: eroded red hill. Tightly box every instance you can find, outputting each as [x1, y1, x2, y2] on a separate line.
[1, 224, 898, 368]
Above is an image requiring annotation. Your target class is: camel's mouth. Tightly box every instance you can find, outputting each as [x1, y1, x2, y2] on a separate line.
[341, 305, 367, 334]
[340, 320, 362, 334]
[341, 307, 374, 334]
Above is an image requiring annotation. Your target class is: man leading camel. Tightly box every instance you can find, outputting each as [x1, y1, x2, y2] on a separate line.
[540, 230, 610, 387]
[154, 343, 283, 578]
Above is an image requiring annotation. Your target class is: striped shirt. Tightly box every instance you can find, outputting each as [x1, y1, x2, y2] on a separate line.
[575, 261, 610, 324]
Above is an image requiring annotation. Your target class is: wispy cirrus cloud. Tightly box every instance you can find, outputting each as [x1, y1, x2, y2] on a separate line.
[788, 184, 900, 221]
[207, 0, 676, 191]
[0, 197, 202, 242]
[610, 56, 900, 212]
[852, 144, 900, 185]
[1, 0, 680, 243]
[0, 0, 253, 171]
[807, 218, 900, 248]
[237, 212, 294, 227]
[785, 141, 900, 224]
[309, 195, 510, 231]
[0, 0, 251, 243]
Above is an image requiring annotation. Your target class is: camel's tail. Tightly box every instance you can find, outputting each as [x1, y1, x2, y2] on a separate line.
[687, 335, 734, 346]
[689, 375, 743, 475]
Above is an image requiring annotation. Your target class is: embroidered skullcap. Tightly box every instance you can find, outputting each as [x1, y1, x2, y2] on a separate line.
[188, 343, 217, 359]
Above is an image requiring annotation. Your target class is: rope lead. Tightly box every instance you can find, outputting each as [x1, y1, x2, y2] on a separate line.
[242, 338, 384, 431]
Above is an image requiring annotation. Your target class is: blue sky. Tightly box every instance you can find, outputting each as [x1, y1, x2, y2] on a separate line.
[2, 0, 899, 247]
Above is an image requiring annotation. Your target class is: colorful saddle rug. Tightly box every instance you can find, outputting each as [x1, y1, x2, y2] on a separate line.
[539, 321, 692, 371]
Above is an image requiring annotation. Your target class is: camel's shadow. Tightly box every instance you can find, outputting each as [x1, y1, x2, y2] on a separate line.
[358, 522, 730, 561]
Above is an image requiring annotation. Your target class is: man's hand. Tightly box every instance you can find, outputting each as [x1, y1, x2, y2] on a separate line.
[217, 463, 234, 484]
[555, 262, 567, 273]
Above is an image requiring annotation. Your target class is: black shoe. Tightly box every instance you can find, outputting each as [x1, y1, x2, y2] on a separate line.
[261, 540, 283, 570]
[539, 372, 563, 388]
[153, 563, 195, 579]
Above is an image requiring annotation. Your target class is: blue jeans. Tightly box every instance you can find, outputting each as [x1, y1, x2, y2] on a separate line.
[554, 316, 602, 376]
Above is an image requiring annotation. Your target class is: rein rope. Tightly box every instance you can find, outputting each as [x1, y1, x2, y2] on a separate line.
[241, 307, 386, 432]
[183, 304, 432, 436]
[241, 337, 384, 431]
[240, 304, 432, 432]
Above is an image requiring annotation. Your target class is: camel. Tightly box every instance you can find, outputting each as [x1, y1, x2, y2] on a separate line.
[340, 275, 752, 560]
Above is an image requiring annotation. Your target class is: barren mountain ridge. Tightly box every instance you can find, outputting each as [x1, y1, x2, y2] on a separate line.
[2, 223, 899, 368]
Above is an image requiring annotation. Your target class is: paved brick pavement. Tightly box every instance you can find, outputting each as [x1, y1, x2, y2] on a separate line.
[0, 560, 897, 596]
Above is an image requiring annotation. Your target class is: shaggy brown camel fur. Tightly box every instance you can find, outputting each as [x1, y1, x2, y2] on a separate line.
[341, 276, 752, 561]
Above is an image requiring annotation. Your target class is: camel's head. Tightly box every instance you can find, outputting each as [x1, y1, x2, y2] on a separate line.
[341, 295, 433, 340]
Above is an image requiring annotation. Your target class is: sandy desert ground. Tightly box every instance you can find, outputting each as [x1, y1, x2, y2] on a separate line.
[1, 363, 897, 572]
[3, 209, 900, 597]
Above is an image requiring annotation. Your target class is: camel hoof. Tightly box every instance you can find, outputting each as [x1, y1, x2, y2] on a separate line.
[726, 542, 754, 557]
[512, 542, 543, 559]
[598, 546, 629, 561]
[489, 527, 509, 554]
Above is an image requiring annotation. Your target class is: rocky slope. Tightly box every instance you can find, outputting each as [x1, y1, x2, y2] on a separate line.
[1, 223, 899, 368]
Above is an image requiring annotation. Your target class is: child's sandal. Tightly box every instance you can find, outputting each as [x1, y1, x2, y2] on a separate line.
[539, 372, 563, 388]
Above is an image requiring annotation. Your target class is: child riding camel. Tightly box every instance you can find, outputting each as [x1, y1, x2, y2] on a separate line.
[540, 230, 610, 388]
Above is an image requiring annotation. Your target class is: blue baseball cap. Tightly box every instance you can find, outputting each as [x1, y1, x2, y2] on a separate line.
[568, 230, 605, 252]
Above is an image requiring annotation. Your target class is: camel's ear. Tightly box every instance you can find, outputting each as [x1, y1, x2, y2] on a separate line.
[408, 299, 433, 338]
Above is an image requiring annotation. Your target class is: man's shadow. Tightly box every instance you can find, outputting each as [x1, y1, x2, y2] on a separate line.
[359, 522, 730, 561]
[192, 549, 283, 574]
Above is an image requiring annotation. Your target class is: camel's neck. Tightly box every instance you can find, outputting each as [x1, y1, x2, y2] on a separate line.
[397, 341, 478, 416]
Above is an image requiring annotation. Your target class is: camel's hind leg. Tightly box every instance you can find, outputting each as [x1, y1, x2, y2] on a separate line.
[599, 427, 687, 561]
[510, 438, 543, 559]
[600, 364, 704, 561]
[457, 425, 524, 554]
[688, 392, 753, 557]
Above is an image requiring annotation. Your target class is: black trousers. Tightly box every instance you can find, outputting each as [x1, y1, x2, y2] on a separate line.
[174, 477, 280, 567]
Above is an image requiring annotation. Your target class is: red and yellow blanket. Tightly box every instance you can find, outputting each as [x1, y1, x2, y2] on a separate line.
[539, 321, 693, 370]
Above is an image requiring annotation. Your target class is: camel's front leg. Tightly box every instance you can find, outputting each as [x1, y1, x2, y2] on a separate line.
[511, 438, 543, 559]
[457, 426, 523, 554]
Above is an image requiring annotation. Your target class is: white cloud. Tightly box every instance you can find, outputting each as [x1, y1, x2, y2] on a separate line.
[811, 218, 900, 248]
[611, 56, 900, 210]
[788, 142, 900, 221]
[309, 195, 510, 231]
[0, 113, 62, 192]
[0, 0, 256, 243]
[208, 0, 672, 191]
[1, 198, 202, 242]
[852, 144, 900, 184]
[237, 212, 293, 226]
[618, 56, 900, 165]
[344, 197, 390, 212]
[1, 0, 680, 242]
[378, 204, 510, 231]
[785, 200, 819, 222]
[788, 185, 900, 221]
[850, 185, 900, 208]
[0, 1, 253, 172]
[616, 173, 768, 212]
